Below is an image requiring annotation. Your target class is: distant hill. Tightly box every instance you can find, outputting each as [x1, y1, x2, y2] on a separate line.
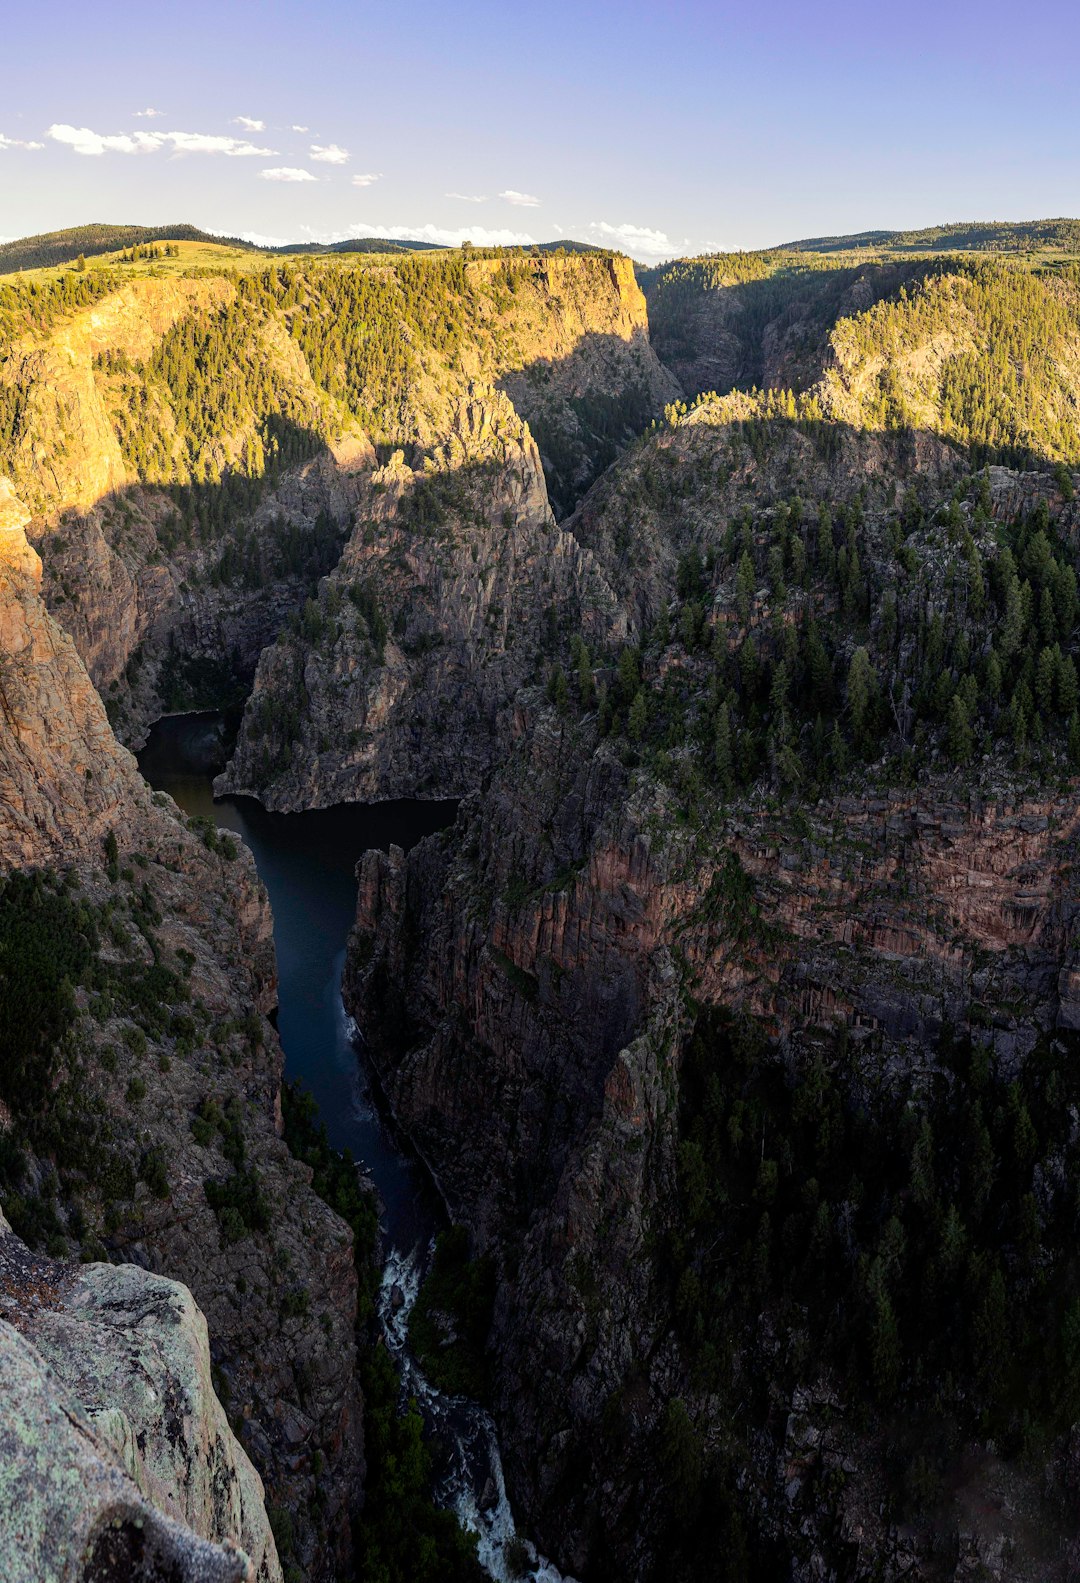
[0, 223, 258, 274]
[0, 223, 608, 275]
[261, 237, 603, 257]
[782, 218, 1080, 254]
[269, 237, 442, 256]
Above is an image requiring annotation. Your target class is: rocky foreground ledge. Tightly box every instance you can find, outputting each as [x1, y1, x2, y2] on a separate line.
[0, 1207, 281, 1583]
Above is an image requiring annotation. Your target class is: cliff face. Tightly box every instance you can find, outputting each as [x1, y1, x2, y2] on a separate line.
[1, 277, 232, 515]
[0, 1207, 280, 1583]
[344, 717, 685, 1574]
[643, 253, 1080, 472]
[0, 487, 362, 1581]
[488, 254, 681, 516]
[640, 257, 913, 400]
[36, 437, 369, 739]
[564, 391, 961, 631]
[348, 723, 1080, 1580]
[221, 388, 627, 808]
[343, 416, 1080, 1579]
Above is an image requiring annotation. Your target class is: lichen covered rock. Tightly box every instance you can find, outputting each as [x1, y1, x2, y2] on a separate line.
[0, 1209, 279, 1583]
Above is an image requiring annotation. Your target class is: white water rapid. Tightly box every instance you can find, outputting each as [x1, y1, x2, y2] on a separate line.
[377, 1245, 575, 1583]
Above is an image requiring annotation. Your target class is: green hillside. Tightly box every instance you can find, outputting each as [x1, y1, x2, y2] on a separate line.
[0, 223, 606, 276]
[0, 223, 259, 274]
[784, 218, 1080, 254]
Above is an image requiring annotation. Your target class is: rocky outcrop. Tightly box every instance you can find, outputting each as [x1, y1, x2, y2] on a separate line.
[640, 257, 915, 400]
[0, 477, 136, 868]
[1, 273, 368, 726]
[566, 391, 961, 630]
[345, 712, 688, 1574]
[0, 1207, 280, 1583]
[0, 484, 362, 1580]
[48, 436, 370, 745]
[1, 252, 675, 744]
[220, 387, 627, 809]
[348, 693, 1080, 1577]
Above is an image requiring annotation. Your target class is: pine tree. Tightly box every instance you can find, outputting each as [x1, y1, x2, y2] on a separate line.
[714, 703, 734, 794]
[947, 694, 974, 764]
[547, 664, 569, 712]
[847, 647, 877, 752]
[735, 551, 756, 627]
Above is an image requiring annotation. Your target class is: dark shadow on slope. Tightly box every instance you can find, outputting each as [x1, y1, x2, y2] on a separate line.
[497, 325, 680, 520]
[640, 256, 940, 399]
[35, 416, 355, 731]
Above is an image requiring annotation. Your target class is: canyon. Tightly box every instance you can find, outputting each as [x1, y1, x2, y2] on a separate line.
[5, 234, 1080, 1583]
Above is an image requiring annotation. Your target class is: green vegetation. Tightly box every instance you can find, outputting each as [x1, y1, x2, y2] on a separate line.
[354, 1344, 485, 1583]
[584, 454, 1080, 815]
[281, 1081, 379, 1311]
[0, 864, 200, 1251]
[409, 1226, 496, 1400]
[829, 257, 1080, 463]
[0, 223, 256, 275]
[658, 1008, 1080, 1566]
[640, 249, 909, 395]
[786, 217, 1080, 254]
[644, 246, 1080, 466]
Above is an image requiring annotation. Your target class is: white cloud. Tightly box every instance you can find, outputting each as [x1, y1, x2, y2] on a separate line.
[233, 115, 265, 132]
[0, 133, 44, 151]
[234, 230, 290, 247]
[352, 172, 382, 187]
[49, 125, 158, 155]
[260, 166, 319, 183]
[310, 142, 349, 165]
[291, 124, 310, 133]
[500, 189, 540, 208]
[168, 131, 276, 155]
[447, 191, 487, 203]
[133, 107, 163, 119]
[301, 222, 538, 249]
[588, 220, 675, 260]
[48, 123, 276, 157]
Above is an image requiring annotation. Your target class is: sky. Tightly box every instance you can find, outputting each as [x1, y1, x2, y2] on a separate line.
[2, 0, 1079, 261]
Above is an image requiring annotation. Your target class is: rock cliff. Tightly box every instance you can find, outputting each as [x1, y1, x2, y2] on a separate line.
[0, 1206, 280, 1583]
[0, 484, 362, 1580]
[220, 387, 626, 808]
[1, 252, 676, 742]
[344, 417, 1080, 1579]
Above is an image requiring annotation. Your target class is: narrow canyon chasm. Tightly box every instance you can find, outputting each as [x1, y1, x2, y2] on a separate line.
[6, 237, 1080, 1583]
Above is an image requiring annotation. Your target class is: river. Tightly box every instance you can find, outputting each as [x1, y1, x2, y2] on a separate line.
[137, 712, 569, 1583]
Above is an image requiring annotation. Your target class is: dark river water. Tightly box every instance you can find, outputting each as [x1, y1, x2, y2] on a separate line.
[137, 712, 453, 1250]
[137, 712, 570, 1583]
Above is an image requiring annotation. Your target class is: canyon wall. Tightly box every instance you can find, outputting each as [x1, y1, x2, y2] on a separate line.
[0, 482, 362, 1581]
[343, 417, 1080, 1579]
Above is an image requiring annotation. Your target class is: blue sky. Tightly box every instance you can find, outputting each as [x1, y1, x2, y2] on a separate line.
[2, 0, 1079, 259]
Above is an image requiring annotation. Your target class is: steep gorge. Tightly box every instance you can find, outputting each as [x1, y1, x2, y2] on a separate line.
[11, 236, 1080, 1583]
[0, 245, 680, 1582]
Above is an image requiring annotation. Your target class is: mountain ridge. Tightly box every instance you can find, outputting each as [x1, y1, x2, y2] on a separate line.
[0, 222, 607, 275]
